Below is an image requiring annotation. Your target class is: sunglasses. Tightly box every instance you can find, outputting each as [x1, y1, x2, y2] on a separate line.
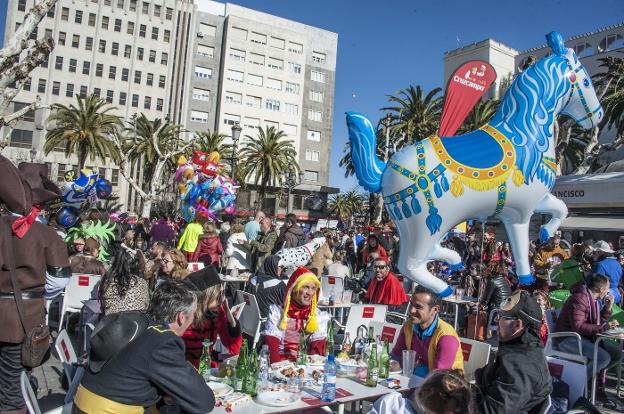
[162, 259, 174, 264]
[374, 265, 387, 270]
[494, 314, 518, 323]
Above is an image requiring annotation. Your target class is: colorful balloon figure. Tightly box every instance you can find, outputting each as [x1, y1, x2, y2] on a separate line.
[175, 151, 238, 222]
[56, 168, 114, 227]
[346, 32, 604, 297]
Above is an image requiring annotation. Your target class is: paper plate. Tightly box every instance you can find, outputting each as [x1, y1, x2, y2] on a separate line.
[306, 355, 326, 366]
[207, 381, 233, 398]
[273, 365, 322, 384]
[256, 391, 300, 407]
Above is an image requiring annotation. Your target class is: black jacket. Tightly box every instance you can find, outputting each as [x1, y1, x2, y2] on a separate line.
[475, 330, 552, 414]
[77, 325, 215, 413]
[480, 274, 512, 310]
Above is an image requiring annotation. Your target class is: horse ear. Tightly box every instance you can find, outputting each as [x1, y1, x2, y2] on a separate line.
[546, 31, 567, 56]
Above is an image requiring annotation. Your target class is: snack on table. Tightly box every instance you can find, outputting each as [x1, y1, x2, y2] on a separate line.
[215, 392, 250, 412]
[311, 370, 322, 380]
[270, 360, 293, 371]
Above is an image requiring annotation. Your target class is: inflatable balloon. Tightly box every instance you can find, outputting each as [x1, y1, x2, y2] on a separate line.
[276, 237, 326, 268]
[56, 168, 114, 227]
[346, 31, 603, 297]
[95, 178, 113, 199]
[57, 206, 80, 228]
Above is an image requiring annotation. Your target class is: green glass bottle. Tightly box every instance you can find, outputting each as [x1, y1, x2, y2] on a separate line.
[326, 318, 335, 357]
[198, 340, 212, 380]
[245, 348, 258, 397]
[235, 339, 248, 392]
[378, 338, 390, 379]
[366, 343, 378, 387]
[296, 329, 308, 366]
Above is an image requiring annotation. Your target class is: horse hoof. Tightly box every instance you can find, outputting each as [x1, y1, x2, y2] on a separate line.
[438, 286, 454, 297]
[539, 227, 549, 243]
[518, 273, 536, 285]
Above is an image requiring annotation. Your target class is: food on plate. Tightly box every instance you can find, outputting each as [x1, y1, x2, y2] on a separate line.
[307, 354, 326, 365]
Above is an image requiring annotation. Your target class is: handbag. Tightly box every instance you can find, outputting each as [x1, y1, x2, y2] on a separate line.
[466, 308, 487, 341]
[3, 221, 51, 368]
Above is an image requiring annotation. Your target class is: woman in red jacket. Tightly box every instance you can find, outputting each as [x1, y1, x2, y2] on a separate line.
[182, 266, 242, 368]
[362, 234, 388, 266]
[192, 222, 224, 266]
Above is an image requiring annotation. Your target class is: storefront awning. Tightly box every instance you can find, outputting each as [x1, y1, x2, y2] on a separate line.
[553, 172, 624, 209]
[560, 216, 624, 231]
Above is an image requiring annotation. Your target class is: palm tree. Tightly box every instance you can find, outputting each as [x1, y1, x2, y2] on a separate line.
[238, 126, 299, 204]
[456, 99, 500, 134]
[193, 130, 232, 161]
[44, 95, 122, 168]
[328, 190, 365, 228]
[595, 55, 624, 136]
[381, 85, 443, 147]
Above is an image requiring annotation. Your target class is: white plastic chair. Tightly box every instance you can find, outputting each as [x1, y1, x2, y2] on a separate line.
[320, 275, 345, 301]
[187, 262, 205, 272]
[59, 274, 101, 331]
[459, 337, 491, 382]
[368, 321, 402, 349]
[20, 371, 71, 414]
[235, 290, 265, 348]
[546, 356, 587, 405]
[334, 304, 387, 337]
[544, 309, 586, 365]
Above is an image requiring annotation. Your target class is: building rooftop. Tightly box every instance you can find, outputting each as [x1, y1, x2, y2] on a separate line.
[521, 21, 624, 54]
[444, 38, 518, 57]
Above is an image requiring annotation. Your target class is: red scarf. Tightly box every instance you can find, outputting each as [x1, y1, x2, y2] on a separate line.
[286, 299, 312, 332]
[11, 206, 40, 239]
[366, 272, 409, 306]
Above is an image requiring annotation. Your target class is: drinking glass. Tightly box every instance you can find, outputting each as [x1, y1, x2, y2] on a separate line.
[456, 288, 465, 300]
[402, 350, 416, 377]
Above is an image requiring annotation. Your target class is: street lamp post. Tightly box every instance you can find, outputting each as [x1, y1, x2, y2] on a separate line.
[230, 122, 242, 180]
[280, 170, 304, 213]
[29, 147, 38, 163]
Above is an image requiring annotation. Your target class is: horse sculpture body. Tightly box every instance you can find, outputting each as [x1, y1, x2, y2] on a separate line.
[347, 32, 603, 296]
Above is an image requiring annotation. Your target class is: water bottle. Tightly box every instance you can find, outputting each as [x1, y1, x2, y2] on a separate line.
[321, 354, 337, 402]
[259, 345, 270, 389]
[329, 289, 336, 306]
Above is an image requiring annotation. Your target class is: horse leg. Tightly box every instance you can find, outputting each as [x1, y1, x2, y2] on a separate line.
[502, 219, 534, 285]
[534, 193, 568, 243]
[429, 243, 464, 271]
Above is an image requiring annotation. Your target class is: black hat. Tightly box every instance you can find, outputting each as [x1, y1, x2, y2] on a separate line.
[17, 162, 61, 206]
[88, 311, 150, 373]
[0, 155, 33, 215]
[499, 290, 542, 328]
[187, 265, 221, 291]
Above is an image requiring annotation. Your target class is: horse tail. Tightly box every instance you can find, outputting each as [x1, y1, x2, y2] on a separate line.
[345, 112, 386, 193]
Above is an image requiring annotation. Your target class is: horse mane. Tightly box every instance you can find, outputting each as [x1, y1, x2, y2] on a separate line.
[490, 54, 570, 183]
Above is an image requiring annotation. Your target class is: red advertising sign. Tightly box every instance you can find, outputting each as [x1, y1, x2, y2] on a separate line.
[381, 326, 397, 343]
[78, 275, 90, 286]
[439, 60, 497, 137]
[461, 342, 472, 361]
[362, 306, 375, 319]
[328, 276, 336, 285]
[548, 362, 564, 379]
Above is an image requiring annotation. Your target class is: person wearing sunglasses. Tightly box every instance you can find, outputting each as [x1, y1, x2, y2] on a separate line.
[364, 258, 409, 309]
[474, 290, 552, 413]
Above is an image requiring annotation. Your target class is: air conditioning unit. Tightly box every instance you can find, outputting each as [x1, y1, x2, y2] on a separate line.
[197, 32, 204, 38]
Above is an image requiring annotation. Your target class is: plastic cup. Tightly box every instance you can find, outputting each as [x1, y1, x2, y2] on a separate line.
[402, 350, 416, 377]
[456, 288, 465, 300]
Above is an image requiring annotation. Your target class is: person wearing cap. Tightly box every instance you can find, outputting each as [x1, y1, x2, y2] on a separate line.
[592, 240, 622, 304]
[389, 286, 464, 376]
[74, 279, 216, 413]
[182, 266, 242, 368]
[475, 290, 552, 413]
[263, 266, 331, 363]
[555, 274, 621, 402]
[246, 255, 287, 318]
[69, 237, 107, 277]
[533, 236, 569, 287]
[364, 257, 409, 310]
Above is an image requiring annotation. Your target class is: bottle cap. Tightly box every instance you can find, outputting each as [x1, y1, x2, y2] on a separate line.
[328, 354, 335, 363]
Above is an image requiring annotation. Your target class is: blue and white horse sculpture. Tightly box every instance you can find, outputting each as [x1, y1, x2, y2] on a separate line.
[346, 32, 603, 297]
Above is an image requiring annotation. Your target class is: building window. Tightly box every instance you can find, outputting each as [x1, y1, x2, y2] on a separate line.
[598, 34, 624, 52]
[225, 92, 242, 105]
[146, 73, 153, 86]
[52, 81, 60, 95]
[250, 32, 266, 45]
[72, 34, 80, 48]
[82, 61, 91, 75]
[23, 77, 31, 91]
[195, 66, 213, 79]
[166, 7, 173, 20]
[285, 82, 300, 94]
[127, 21, 134, 35]
[95, 64, 103, 77]
[122, 68, 129, 81]
[114, 19, 122, 32]
[129, 0, 137, 11]
[283, 124, 297, 136]
[80, 85, 88, 98]
[151, 27, 159, 40]
[99, 40, 106, 53]
[111, 169, 119, 186]
[117, 0, 124, 9]
[56, 164, 67, 181]
[288, 41, 303, 54]
[199, 23, 217, 37]
[119, 92, 127, 105]
[161, 52, 168, 65]
[47, 5, 55, 17]
[69, 58, 77, 73]
[106, 90, 113, 103]
[308, 110, 322, 122]
[310, 90, 324, 102]
[164, 30, 170, 42]
[267, 57, 283, 70]
[65, 83, 74, 97]
[307, 130, 321, 141]
[149, 50, 156, 63]
[61, 7, 69, 21]
[38, 79, 46, 93]
[111, 42, 119, 56]
[85, 37, 93, 51]
[247, 74, 263, 87]
[156, 99, 163, 111]
[45, 29, 52, 39]
[93, 88, 101, 97]
[303, 170, 318, 182]
[159, 75, 166, 88]
[58, 32, 66, 46]
[193, 88, 210, 102]
[154, 5, 161, 17]
[311, 70, 325, 83]
[55, 56, 63, 70]
[229, 48, 245, 61]
[266, 78, 282, 91]
[132, 94, 139, 107]
[249, 53, 265, 66]
[312, 51, 326, 64]
[139, 24, 146, 37]
[142, 1, 149, 14]
[9, 129, 33, 149]
[191, 110, 209, 124]
[230, 27, 247, 40]
[124, 45, 131, 58]
[101, 16, 109, 29]
[40, 55, 49, 68]
[18, 0, 26, 12]
[134, 70, 141, 84]
[144, 96, 151, 110]
[88, 13, 96, 26]
[265, 99, 280, 112]
[284, 103, 298, 115]
[226, 69, 243, 82]
[223, 113, 241, 126]
[13, 103, 35, 122]
[198, 45, 215, 58]
[137, 47, 144, 60]
[269, 36, 285, 49]
[305, 149, 320, 162]
[244, 117, 260, 130]
[245, 95, 261, 109]
[109, 66, 116, 79]
[288, 62, 301, 74]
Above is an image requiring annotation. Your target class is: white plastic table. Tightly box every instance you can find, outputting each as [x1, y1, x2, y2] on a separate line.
[442, 296, 478, 331]
[590, 330, 624, 404]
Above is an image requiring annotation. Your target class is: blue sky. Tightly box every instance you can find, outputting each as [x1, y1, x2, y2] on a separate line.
[1, 0, 623, 191]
